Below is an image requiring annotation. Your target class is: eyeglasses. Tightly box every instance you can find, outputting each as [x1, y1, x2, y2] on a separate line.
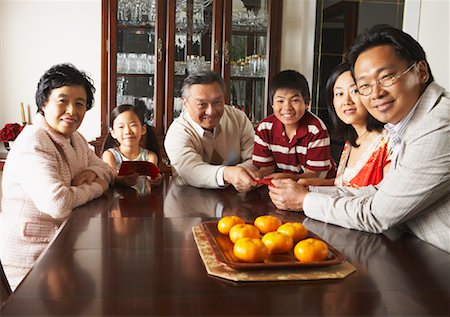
[186, 99, 224, 110]
[357, 63, 416, 96]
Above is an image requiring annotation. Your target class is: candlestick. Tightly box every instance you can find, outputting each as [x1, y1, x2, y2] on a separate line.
[20, 102, 26, 125]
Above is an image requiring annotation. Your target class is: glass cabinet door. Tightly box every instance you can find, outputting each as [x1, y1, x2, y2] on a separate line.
[165, 0, 218, 127]
[223, 0, 272, 126]
[98, 0, 281, 155]
[111, 0, 165, 135]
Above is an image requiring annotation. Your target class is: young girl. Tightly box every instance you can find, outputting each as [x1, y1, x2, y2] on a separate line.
[102, 104, 161, 188]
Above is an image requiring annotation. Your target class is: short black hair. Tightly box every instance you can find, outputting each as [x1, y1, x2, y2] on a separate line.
[181, 71, 225, 98]
[325, 63, 384, 148]
[345, 24, 433, 85]
[35, 63, 96, 114]
[269, 70, 311, 104]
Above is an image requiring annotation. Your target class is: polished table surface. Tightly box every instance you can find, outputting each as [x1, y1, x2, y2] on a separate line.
[1, 177, 449, 316]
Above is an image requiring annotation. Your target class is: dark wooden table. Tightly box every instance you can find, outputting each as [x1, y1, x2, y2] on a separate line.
[1, 177, 449, 316]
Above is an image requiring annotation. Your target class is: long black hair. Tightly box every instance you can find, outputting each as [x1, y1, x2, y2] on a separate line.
[102, 104, 160, 159]
[325, 63, 384, 147]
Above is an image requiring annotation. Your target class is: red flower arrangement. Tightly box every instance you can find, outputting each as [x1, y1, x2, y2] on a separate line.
[0, 123, 25, 142]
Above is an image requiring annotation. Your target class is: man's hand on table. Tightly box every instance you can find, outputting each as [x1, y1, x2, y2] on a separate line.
[268, 178, 309, 211]
[223, 166, 258, 192]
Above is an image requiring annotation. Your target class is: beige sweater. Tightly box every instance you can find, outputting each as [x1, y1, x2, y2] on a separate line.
[164, 105, 255, 188]
[0, 114, 114, 290]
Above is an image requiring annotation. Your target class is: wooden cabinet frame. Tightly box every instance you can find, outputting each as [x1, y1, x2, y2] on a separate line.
[92, 0, 282, 156]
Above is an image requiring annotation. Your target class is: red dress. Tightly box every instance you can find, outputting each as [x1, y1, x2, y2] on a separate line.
[334, 130, 391, 188]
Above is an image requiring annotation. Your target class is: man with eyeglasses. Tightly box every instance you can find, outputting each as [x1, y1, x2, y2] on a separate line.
[164, 71, 257, 191]
[268, 24, 450, 253]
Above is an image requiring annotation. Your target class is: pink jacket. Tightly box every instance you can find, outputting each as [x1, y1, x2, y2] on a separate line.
[0, 114, 114, 289]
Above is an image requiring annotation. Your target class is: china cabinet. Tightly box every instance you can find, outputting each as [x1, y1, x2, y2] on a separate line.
[92, 0, 282, 157]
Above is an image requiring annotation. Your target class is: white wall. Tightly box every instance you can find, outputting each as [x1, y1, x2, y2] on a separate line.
[280, 0, 316, 86]
[403, 0, 450, 90]
[0, 0, 101, 152]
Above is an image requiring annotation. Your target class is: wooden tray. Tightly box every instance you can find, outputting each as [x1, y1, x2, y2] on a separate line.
[199, 221, 345, 270]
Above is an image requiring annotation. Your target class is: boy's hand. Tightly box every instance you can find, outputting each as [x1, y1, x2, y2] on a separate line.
[255, 166, 275, 179]
[267, 172, 300, 181]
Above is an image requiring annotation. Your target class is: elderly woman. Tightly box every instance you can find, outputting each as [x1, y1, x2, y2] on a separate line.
[0, 64, 114, 290]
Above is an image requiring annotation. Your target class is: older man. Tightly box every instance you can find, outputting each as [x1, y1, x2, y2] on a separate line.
[164, 71, 257, 192]
[269, 24, 450, 253]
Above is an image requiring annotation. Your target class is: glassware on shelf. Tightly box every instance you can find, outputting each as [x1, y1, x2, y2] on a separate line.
[192, 33, 201, 46]
[175, 0, 187, 27]
[141, 97, 155, 126]
[186, 55, 209, 74]
[142, 54, 155, 74]
[117, 53, 155, 74]
[249, 55, 258, 76]
[255, 10, 268, 28]
[238, 61, 250, 77]
[231, 55, 266, 78]
[117, 77, 126, 97]
[117, 53, 126, 73]
[175, 61, 187, 75]
[232, 9, 268, 31]
[175, 33, 187, 49]
[117, 0, 156, 25]
[127, 53, 137, 73]
[231, 61, 239, 77]
[116, 94, 135, 106]
[175, 0, 214, 31]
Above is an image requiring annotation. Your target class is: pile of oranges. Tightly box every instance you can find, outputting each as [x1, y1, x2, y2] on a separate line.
[217, 215, 329, 263]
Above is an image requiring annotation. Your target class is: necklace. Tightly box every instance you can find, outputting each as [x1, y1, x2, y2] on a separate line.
[356, 130, 369, 144]
[359, 130, 369, 138]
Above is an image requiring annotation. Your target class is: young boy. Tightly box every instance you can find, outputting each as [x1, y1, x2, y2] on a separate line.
[253, 70, 336, 180]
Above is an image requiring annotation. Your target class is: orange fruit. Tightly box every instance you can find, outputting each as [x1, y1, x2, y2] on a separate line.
[233, 238, 269, 262]
[217, 215, 245, 235]
[277, 222, 308, 243]
[229, 223, 260, 243]
[294, 238, 329, 263]
[261, 231, 294, 254]
[215, 234, 235, 252]
[253, 215, 282, 234]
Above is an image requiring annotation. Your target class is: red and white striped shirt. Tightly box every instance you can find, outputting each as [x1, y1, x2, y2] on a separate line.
[253, 112, 336, 178]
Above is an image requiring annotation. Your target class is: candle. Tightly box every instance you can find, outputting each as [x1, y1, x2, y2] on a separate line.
[20, 102, 26, 124]
[27, 104, 32, 125]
